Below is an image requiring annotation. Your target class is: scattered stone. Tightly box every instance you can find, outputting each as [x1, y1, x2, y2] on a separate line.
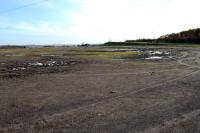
[150, 72, 155, 75]
[70, 62, 76, 65]
[12, 68, 18, 71]
[110, 91, 117, 94]
[20, 67, 26, 70]
[97, 113, 102, 116]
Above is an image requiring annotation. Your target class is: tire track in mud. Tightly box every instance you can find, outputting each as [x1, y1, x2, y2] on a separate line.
[44, 71, 200, 121]
[140, 108, 200, 133]
[178, 51, 200, 69]
[57, 68, 184, 77]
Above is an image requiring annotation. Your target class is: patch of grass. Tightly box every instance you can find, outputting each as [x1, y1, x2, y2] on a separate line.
[0, 44, 198, 59]
[0, 47, 141, 61]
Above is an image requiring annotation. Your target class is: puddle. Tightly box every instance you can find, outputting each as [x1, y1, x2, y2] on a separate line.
[28, 62, 43, 66]
[46, 61, 57, 66]
[144, 50, 174, 60]
[145, 56, 163, 60]
[117, 48, 176, 61]
[147, 51, 170, 56]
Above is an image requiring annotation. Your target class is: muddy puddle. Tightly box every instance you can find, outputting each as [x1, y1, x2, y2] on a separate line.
[143, 50, 175, 60]
[110, 48, 176, 61]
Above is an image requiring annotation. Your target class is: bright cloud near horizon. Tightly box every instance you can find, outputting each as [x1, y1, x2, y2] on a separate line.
[0, 0, 199, 45]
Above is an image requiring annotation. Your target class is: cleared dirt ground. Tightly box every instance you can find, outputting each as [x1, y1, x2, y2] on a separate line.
[1, 46, 200, 133]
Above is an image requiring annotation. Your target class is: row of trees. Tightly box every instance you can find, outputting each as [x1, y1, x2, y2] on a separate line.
[125, 39, 155, 43]
[158, 28, 200, 43]
[104, 28, 200, 45]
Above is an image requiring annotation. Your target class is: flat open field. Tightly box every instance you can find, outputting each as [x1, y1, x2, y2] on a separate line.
[1, 46, 200, 133]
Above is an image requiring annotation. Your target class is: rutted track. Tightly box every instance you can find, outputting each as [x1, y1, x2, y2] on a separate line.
[44, 70, 200, 120]
[43, 49, 200, 122]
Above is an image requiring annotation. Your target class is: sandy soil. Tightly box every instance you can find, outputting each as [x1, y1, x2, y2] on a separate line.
[1, 47, 200, 133]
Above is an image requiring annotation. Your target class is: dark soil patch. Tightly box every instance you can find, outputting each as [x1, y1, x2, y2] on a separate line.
[0, 57, 86, 79]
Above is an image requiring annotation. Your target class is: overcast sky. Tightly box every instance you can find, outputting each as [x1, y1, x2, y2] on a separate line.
[0, 0, 199, 44]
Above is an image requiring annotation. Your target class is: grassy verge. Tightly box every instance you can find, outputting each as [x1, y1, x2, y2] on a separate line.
[103, 42, 200, 48]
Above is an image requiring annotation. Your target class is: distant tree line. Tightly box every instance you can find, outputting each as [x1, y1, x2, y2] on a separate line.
[103, 41, 159, 46]
[125, 38, 156, 43]
[103, 28, 200, 46]
[126, 28, 200, 44]
[0, 45, 26, 49]
[158, 28, 200, 43]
